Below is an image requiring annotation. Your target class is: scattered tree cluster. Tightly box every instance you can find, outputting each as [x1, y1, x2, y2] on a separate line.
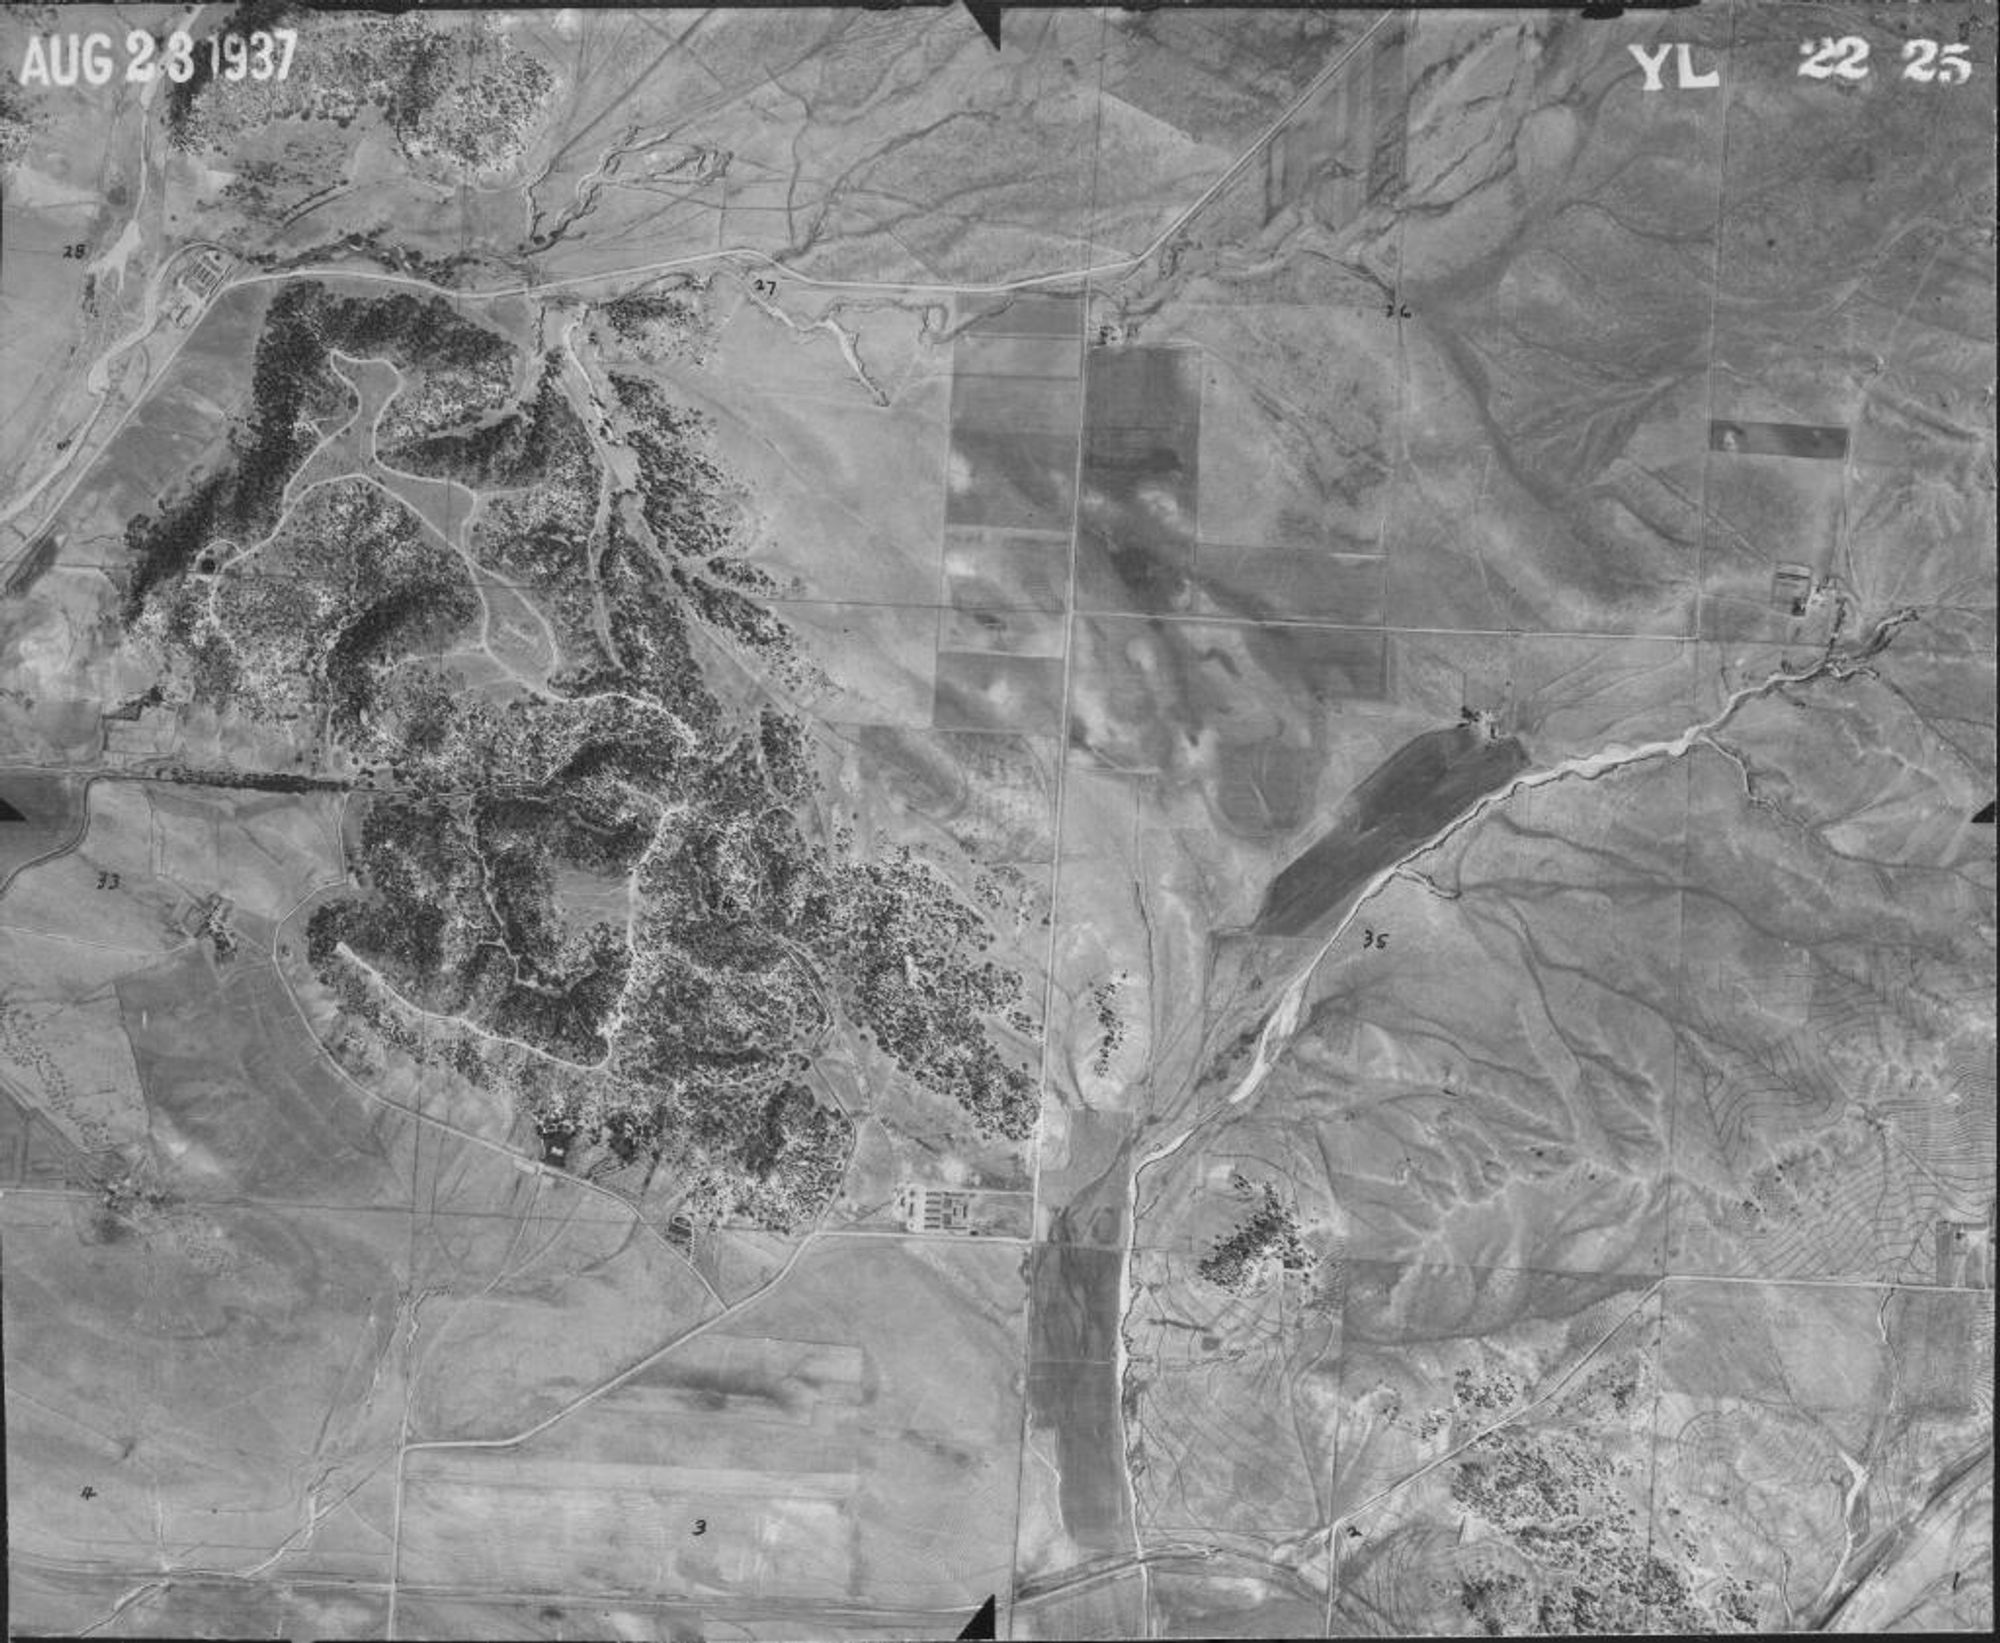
[218, 141, 345, 222]
[596, 291, 707, 362]
[1090, 973, 1127, 1076]
[123, 476, 234, 621]
[322, 288, 517, 448]
[164, 1, 299, 141]
[1197, 1175, 1310, 1293]
[1448, 1423, 1723, 1634]
[129, 290, 1037, 1232]
[158, 765, 349, 794]
[146, 478, 477, 731]
[0, 76, 39, 163]
[549, 514, 718, 723]
[719, 1082, 852, 1229]
[386, 352, 578, 488]
[98, 1166, 173, 1221]
[609, 373, 737, 559]
[703, 553, 785, 596]
[168, 11, 554, 180]
[453, 362, 608, 663]
[393, 32, 554, 176]
[672, 563, 802, 668]
[305, 561, 1025, 1215]
[1458, 1570, 1535, 1637]
[1453, 1364, 1523, 1414]
[609, 373, 818, 687]
[812, 849, 1038, 1138]
[125, 281, 511, 623]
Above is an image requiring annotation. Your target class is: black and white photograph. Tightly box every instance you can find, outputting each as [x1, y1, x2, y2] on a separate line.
[0, 2, 1992, 1636]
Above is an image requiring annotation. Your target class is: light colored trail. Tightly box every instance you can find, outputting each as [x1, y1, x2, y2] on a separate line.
[1218, 626, 1921, 1122]
[1332, 1277, 1668, 1534]
[1112, 13, 1393, 288]
[261, 891, 710, 1282]
[1110, 622, 1920, 1626]
[7, 6, 1393, 564]
[379, 1218, 827, 1626]
[0, 246, 210, 536]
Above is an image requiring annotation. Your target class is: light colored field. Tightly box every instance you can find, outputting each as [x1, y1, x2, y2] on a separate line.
[943, 528, 1070, 614]
[940, 606, 1067, 658]
[1267, 787, 1684, 1272]
[934, 651, 1066, 735]
[718, 1237, 1029, 1608]
[0, 1190, 410, 1584]
[1841, 452, 1996, 618]
[1065, 614, 1388, 838]
[1327, 1272, 1664, 1633]
[1147, 1570, 1327, 1641]
[1194, 543, 1385, 626]
[118, 948, 409, 1204]
[1187, 305, 1397, 557]
[675, 1225, 796, 1308]
[0, 984, 147, 1155]
[403, 1194, 726, 1442]
[3, 1565, 389, 1642]
[842, 724, 1059, 866]
[549, 862, 631, 933]
[144, 785, 348, 921]
[1489, 632, 1698, 756]
[47, 286, 273, 555]
[1654, 1280, 1993, 1630]
[0, 779, 180, 955]
[401, 1453, 854, 1599]
[0, 902, 157, 1163]
[954, 336, 1080, 378]
[1125, 1246, 1339, 1540]
[1667, 746, 1994, 1285]
[671, 317, 952, 605]
[773, 601, 937, 726]
[400, 1236, 1026, 1611]
[476, 574, 562, 681]
[952, 373, 1083, 433]
[1012, 1569, 1149, 1641]
[1699, 454, 1847, 642]
[389, 1592, 704, 1641]
[0, 570, 134, 764]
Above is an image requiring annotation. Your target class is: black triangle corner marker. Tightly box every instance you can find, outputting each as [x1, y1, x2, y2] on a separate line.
[962, 0, 1002, 50]
[957, 1594, 998, 1640]
[1973, 799, 1995, 825]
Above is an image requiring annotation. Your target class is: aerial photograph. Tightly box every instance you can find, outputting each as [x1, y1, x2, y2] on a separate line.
[0, 3, 1991, 1638]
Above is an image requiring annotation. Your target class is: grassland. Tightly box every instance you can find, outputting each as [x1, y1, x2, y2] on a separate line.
[1, 3, 1991, 1635]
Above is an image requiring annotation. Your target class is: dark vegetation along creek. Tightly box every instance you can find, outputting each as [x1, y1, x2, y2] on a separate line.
[1027, 722, 1532, 1558]
[1254, 721, 1531, 937]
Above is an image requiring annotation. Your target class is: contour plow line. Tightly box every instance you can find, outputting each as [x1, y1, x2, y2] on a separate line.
[1221, 613, 1922, 1117]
